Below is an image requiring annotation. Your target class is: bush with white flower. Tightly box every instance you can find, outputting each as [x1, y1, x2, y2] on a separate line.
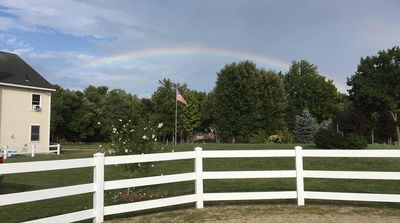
[108, 120, 163, 175]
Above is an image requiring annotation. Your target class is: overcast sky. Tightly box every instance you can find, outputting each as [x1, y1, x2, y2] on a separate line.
[1, 0, 399, 97]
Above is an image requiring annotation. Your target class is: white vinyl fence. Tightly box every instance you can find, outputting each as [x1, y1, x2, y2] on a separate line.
[1, 144, 60, 160]
[1, 146, 400, 223]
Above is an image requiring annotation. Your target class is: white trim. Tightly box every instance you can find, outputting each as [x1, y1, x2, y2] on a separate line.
[47, 93, 51, 148]
[0, 82, 55, 92]
[30, 124, 41, 142]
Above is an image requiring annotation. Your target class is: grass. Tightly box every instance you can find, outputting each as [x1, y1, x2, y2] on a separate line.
[1, 143, 400, 222]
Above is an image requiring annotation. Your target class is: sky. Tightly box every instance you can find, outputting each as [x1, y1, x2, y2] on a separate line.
[0, 0, 399, 97]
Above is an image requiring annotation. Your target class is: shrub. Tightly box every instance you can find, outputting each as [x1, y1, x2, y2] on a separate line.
[268, 128, 294, 144]
[108, 120, 163, 175]
[345, 133, 368, 149]
[314, 128, 347, 149]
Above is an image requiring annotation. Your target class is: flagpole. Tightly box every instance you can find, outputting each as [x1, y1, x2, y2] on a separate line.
[175, 88, 178, 145]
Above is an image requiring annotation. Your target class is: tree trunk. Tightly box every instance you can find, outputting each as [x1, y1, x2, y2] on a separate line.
[389, 112, 399, 146]
[232, 137, 236, 144]
[371, 129, 375, 144]
[397, 125, 400, 146]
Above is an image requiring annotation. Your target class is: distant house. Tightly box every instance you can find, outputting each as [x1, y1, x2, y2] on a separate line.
[0, 51, 55, 154]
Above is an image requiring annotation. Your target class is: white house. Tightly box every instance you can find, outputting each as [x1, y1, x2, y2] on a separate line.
[0, 51, 55, 154]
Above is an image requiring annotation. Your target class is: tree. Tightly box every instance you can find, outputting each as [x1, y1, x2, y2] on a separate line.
[180, 90, 203, 142]
[333, 112, 370, 137]
[256, 70, 287, 134]
[50, 87, 95, 142]
[284, 60, 338, 126]
[347, 46, 400, 145]
[294, 109, 318, 143]
[151, 79, 188, 143]
[214, 61, 260, 143]
[83, 85, 108, 142]
[99, 89, 143, 140]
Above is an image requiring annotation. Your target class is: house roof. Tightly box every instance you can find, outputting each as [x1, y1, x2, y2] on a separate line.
[0, 51, 55, 91]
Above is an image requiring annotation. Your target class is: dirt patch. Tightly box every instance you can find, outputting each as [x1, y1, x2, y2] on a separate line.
[105, 204, 400, 223]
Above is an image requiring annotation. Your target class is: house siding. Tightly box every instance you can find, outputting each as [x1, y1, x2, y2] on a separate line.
[0, 86, 51, 153]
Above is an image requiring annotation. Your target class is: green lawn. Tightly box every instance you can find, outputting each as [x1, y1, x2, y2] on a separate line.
[1, 143, 400, 222]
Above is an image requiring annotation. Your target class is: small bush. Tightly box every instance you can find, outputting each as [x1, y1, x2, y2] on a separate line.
[345, 133, 368, 149]
[314, 128, 347, 149]
[268, 128, 294, 144]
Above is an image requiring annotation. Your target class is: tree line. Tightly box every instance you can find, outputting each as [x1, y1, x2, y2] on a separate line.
[51, 46, 400, 145]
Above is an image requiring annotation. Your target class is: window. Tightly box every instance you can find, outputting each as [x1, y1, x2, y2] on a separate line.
[32, 94, 41, 107]
[31, 125, 40, 141]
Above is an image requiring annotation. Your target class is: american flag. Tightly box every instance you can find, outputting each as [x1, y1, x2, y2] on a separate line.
[176, 89, 187, 105]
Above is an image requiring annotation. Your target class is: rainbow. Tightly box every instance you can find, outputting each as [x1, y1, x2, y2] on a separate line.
[81, 46, 290, 71]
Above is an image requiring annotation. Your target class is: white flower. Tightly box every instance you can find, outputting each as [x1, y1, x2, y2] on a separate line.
[144, 127, 148, 130]
[142, 135, 147, 139]
[152, 134, 155, 139]
[97, 122, 101, 125]
[112, 128, 117, 133]
[130, 129, 134, 132]
[119, 119, 122, 122]
[124, 149, 128, 153]
[99, 144, 102, 148]
[123, 141, 126, 145]
[158, 123, 163, 128]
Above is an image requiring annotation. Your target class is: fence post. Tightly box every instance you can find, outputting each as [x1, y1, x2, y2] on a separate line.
[93, 153, 105, 223]
[57, 144, 61, 155]
[3, 145, 7, 160]
[295, 146, 305, 206]
[194, 147, 204, 208]
[31, 145, 36, 157]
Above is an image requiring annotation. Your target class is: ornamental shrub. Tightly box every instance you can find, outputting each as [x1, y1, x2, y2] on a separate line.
[345, 133, 368, 149]
[314, 128, 347, 149]
[268, 128, 294, 144]
[108, 120, 163, 175]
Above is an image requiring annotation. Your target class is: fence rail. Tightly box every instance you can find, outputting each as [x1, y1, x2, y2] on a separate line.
[1, 144, 61, 160]
[1, 146, 400, 222]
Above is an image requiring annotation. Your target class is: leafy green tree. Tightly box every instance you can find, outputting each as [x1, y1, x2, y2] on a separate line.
[347, 46, 400, 145]
[50, 85, 67, 142]
[214, 61, 260, 143]
[51, 87, 96, 142]
[294, 109, 318, 143]
[99, 89, 143, 139]
[284, 60, 338, 126]
[151, 79, 188, 143]
[84, 85, 108, 104]
[83, 85, 108, 141]
[200, 91, 217, 132]
[256, 70, 287, 134]
[180, 90, 203, 142]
